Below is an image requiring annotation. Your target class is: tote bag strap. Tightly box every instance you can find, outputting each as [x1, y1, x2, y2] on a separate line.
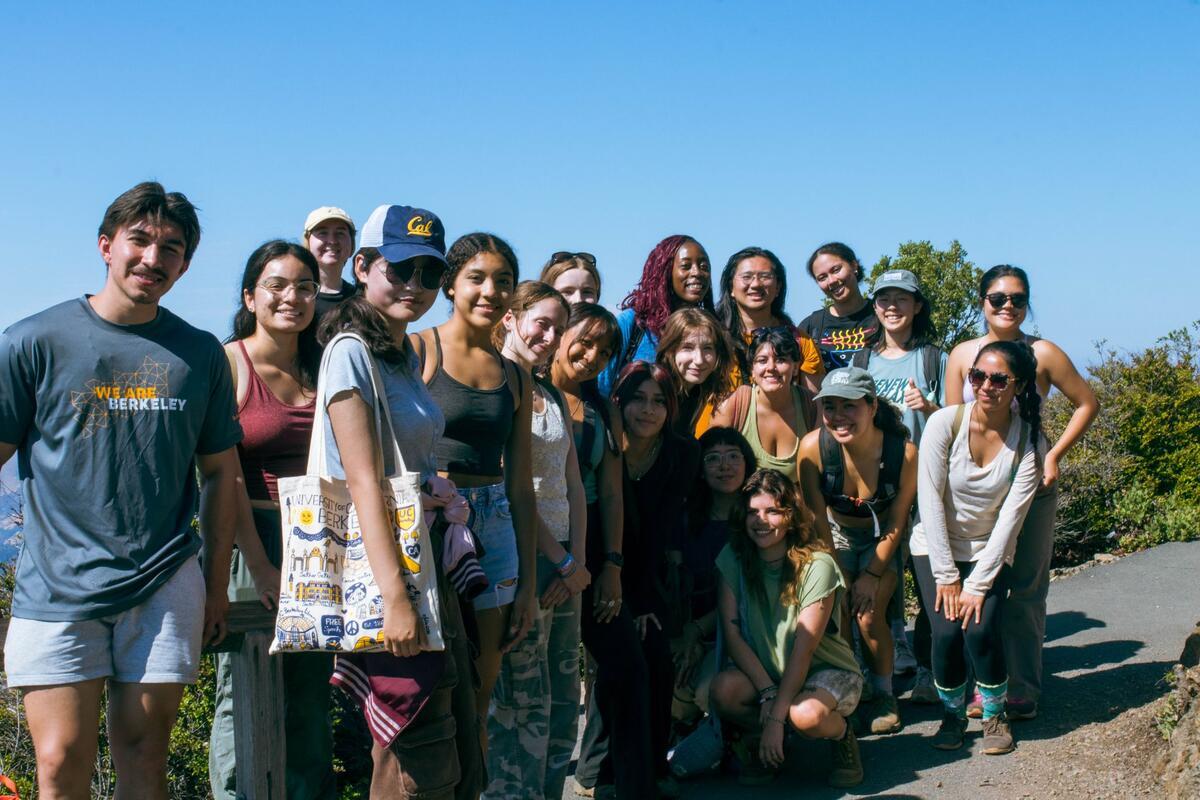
[307, 332, 412, 480]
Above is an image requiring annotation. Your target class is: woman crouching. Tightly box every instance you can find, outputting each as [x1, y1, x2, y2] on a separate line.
[709, 469, 864, 789]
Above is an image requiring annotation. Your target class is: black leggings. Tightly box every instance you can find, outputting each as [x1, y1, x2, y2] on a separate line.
[575, 504, 656, 799]
[911, 556, 1010, 688]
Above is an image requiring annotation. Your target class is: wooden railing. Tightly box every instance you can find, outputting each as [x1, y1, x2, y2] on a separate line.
[2, 602, 284, 800]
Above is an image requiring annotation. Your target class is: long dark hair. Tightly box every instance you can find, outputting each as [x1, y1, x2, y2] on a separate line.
[716, 247, 793, 369]
[612, 360, 678, 433]
[730, 469, 826, 609]
[230, 239, 321, 387]
[975, 339, 1041, 453]
[317, 246, 409, 364]
[688, 427, 756, 538]
[619, 235, 715, 338]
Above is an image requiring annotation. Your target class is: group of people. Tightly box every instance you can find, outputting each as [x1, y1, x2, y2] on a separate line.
[0, 182, 1099, 800]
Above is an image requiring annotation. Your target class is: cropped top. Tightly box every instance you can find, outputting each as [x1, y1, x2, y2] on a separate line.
[234, 340, 315, 501]
[818, 427, 906, 535]
[426, 328, 516, 476]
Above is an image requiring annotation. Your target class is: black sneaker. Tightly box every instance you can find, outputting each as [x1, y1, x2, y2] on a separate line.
[931, 711, 967, 750]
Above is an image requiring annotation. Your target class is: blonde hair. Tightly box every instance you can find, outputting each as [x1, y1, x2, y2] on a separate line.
[539, 254, 602, 301]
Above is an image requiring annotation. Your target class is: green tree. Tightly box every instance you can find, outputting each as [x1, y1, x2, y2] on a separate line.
[869, 240, 982, 351]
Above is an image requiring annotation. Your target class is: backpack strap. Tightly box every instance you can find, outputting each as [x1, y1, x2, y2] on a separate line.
[731, 385, 752, 431]
[818, 427, 843, 501]
[578, 403, 597, 472]
[623, 320, 646, 366]
[878, 430, 907, 501]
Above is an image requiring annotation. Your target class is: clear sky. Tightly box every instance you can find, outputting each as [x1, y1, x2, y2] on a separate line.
[2, 1, 1197, 369]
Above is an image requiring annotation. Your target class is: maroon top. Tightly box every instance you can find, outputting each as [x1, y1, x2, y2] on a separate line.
[235, 340, 315, 501]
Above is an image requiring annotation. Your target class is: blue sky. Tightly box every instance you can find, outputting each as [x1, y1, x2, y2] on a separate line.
[1, 1, 1197, 368]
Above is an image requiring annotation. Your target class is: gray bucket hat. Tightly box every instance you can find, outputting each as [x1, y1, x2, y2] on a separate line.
[814, 367, 878, 401]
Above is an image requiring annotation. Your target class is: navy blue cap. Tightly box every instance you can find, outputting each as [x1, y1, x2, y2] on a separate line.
[360, 205, 447, 264]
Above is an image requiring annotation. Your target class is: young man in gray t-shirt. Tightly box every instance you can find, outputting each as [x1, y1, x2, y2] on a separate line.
[0, 181, 243, 799]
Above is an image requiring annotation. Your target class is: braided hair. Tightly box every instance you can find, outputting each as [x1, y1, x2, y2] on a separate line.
[619, 235, 715, 338]
[976, 339, 1041, 453]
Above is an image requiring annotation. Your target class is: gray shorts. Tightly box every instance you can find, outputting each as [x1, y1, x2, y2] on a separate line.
[804, 667, 863, 718]
[830, 517, 901, 578]
[4, 557, 205, 688]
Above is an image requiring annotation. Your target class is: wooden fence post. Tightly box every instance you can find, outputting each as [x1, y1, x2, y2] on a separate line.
[214, 601, 285, 800]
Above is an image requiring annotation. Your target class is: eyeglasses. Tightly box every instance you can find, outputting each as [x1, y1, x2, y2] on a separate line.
[985, 292, 1029, 310]
[703, 451, 746, 468]
[967, 368, 1013, 390]
[737, 271, 777, 288]
[257, 279, 319, 300]
[550, 251, 597, 267]
[381, 259, 445, 290]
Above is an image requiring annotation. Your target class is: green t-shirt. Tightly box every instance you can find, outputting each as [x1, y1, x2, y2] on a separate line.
[715, 545, 860, 681]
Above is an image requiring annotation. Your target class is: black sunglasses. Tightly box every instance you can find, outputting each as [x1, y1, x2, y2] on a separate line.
[985, 292, 1029, 310]
[967, 368, 1012, 390]
[550, 251, 597, 267]
[381, 258, 445, 290]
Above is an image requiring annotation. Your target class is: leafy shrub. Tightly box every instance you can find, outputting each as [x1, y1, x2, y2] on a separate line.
[1047, 323, 1200, 564]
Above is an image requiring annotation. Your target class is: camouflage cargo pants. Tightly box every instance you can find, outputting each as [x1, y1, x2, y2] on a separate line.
[484, 557, 582, 800]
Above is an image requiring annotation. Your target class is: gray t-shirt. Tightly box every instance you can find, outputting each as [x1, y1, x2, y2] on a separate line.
[864, 347, 947, 446]
[0, 297, 242, 621]
[319, 336, 444, 482]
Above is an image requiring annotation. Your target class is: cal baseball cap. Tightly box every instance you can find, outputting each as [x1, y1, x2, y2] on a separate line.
[303, 206, 356, 239]
[872, 269, 921, 296]
[359, 205, 447, 265]
[814, 367, 878, 401]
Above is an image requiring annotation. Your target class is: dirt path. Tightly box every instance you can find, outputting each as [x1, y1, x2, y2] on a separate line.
[563, 540, 1200, 799]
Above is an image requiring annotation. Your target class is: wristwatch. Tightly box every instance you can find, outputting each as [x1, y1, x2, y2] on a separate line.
[604, 551, 624, 569]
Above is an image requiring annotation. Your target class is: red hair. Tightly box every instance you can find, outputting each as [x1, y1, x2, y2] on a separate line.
[619, 235, 714, 338]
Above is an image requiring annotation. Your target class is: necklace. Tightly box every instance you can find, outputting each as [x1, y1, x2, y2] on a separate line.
[626, 436, 662, 480]
[564, 392, 585, 422]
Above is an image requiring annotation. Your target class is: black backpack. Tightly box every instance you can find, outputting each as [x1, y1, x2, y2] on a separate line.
[818, 427, 907, 516]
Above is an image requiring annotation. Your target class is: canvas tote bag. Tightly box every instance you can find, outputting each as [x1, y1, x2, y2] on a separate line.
[270, 333, 445, 654]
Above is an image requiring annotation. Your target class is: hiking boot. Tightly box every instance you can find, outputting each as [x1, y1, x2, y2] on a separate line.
[828, 726, 864, 788]
[981, 713, 1015, 755]
[869, 692, 903, 734]
[734, 737, 778, 786]
[966, 690, 984, 719]
[909, 667, 940, 704]
[572, 778, 595, 797]
[931, 711, 968, 750]
[1007, 696, 1039, 720]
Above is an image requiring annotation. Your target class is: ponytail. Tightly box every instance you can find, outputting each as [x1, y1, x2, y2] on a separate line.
[976, 340, 1041, 453]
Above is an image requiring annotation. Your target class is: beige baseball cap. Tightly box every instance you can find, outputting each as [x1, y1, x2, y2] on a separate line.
[303, 206, 356, 239]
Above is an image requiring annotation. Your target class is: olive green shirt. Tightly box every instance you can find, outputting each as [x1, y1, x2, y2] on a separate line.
[716, 546, 859, 681]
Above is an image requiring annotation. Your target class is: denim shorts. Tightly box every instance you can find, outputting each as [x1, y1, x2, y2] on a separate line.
[4, 556, 205, 687]
[462, 483, 519, 611]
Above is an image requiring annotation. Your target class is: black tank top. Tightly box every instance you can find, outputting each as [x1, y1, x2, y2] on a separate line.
[426, 328, 516, 476]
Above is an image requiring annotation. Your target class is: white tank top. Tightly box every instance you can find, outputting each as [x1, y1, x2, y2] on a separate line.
[531, 383, 571, 542]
